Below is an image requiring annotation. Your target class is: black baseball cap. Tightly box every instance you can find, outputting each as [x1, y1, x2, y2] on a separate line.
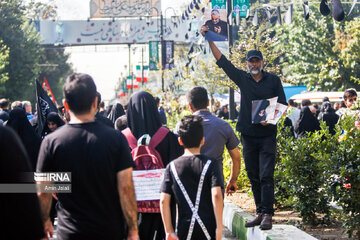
[246, 50, 263, 61]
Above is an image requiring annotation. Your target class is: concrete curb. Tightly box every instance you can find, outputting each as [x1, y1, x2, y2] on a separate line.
[223, 200, 318, 240]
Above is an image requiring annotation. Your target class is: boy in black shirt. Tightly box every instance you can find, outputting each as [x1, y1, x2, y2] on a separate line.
[160, 115, 223, 240]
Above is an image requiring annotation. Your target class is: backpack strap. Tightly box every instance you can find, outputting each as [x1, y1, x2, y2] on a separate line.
[121, 128, 137, 149]
[149, 126, 170, 148]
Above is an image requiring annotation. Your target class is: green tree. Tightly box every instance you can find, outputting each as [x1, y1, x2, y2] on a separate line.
[38, 48, 73, 103]
[24, 0, 73, 102]
[334, 17, 360, 86]
[0, 40, 9, 93]
[0, 0, 42, 102]
[274, 4, 360, 91]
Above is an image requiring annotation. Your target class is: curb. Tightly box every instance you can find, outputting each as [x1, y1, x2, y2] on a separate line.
[223, 200, 318, 240]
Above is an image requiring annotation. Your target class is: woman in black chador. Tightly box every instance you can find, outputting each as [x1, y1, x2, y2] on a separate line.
[318, 101, 339, 135]
[126, 91, 183, 240]
[6, 108, 41, 171]
[43, 112, 65, 136]
[107, 103, 125, 125]
[0, 126, 45, 239]
[294, 106, 321, 138]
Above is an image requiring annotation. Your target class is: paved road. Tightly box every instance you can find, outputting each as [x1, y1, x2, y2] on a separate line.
[223, 226, 239, 239]
[49, 219, 239, 239]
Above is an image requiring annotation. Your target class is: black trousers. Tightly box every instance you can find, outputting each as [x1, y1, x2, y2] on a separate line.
[241, 134, 276, 215]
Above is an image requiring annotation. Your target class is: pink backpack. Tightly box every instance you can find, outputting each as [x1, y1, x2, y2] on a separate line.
[122, 127, 169, 213]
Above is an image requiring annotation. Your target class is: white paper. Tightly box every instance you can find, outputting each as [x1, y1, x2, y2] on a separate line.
[267, 103, 288, 125]
[251, 97, 278, 124]
[132, 169, 166, 201]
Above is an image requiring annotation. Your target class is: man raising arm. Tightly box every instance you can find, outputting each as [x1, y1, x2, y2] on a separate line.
[201, 26, 286, 230]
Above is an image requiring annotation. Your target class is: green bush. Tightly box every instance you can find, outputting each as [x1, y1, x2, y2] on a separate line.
[274, 119, 296, 208]
[275, 113, 360, 238]
[275, 120, 331, 225]
[326, 114, 360, 238]
[222, 121, 251, 193]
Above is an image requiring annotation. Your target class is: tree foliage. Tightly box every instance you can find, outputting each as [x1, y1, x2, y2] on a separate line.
[273, 4, 360, 91]
[0, 40, 9, 93]
[38, 48, 73, 103]
[0, 0, 42, 102]
[0, 0, 73, 104]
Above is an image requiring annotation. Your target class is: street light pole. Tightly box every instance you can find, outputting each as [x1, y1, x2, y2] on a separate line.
[128, 43, 133, 94]
[227, 0, 236, 120]
[141, 46, 144, 87]
[160, 13, 165, 92]
[146, 7, 178, 92]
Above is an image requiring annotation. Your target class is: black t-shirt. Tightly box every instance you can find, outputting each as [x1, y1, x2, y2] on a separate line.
[37, 121, 135, 240]
[161, 155, 224, 240]
[216, 55, 287, 137]
[95, 112, 114, 128]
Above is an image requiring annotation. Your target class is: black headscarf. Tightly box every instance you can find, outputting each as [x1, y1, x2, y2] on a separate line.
[294, 106, 321, 138]
[46, 112, 65, 127]
[42, 112, 65, 135]
[126, 91, 162, 139]
[6, 108, 41, 171]
[320, 102, 334, 114]
[318, 102, 339, 135]
[108, 103, 125, 124]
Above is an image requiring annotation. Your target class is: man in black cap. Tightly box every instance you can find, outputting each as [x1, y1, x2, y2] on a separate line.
[200, 27, 286, 230]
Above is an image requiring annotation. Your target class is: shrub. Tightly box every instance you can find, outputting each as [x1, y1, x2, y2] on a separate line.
[222, 121, 251, 193]
[326, 114, 360, 238]
[276, 122, 331, 225]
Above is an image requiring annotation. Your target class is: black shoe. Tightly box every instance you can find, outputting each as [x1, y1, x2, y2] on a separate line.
[259, 214, 272, 230]
[245, 214, 262, 228]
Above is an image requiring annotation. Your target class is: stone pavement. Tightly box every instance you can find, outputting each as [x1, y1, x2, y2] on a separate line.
[223, 200, 318, 240]
[48, 218, 239, 239]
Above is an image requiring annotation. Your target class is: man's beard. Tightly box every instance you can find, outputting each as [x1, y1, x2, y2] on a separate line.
[247, 65, 263, 75]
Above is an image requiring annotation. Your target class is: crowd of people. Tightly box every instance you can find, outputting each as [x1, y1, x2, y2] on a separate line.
[284, 89, 358, 138]
[1, 31, 359, 240]
[0, 71, 241, 240]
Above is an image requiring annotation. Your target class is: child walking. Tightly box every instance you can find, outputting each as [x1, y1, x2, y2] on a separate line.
[160, 115, 224, 240]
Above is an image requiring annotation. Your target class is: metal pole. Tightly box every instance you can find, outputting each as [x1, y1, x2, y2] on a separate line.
[142, 46, 144, 87]
[128, 43, 133, 94]
[227, 0, 236, 120]
[160, 13, 165, 92]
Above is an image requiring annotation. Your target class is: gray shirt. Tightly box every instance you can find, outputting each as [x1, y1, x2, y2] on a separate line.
[175, 110, 240, 162]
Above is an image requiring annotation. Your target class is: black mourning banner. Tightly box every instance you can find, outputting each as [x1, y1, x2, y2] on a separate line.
[162, 40, 174, 70]
[36, 80, 58, 135]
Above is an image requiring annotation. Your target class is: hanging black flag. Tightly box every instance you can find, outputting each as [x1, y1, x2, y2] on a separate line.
[303, 1, 309, 20]
[162, 40, 175, 70]
[320, 0, 331, 16]
[265, 7, 272, 22]
[35, 79, 58, 136]
[277, 6, 282, 25]
[333, 0, 345, 21]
